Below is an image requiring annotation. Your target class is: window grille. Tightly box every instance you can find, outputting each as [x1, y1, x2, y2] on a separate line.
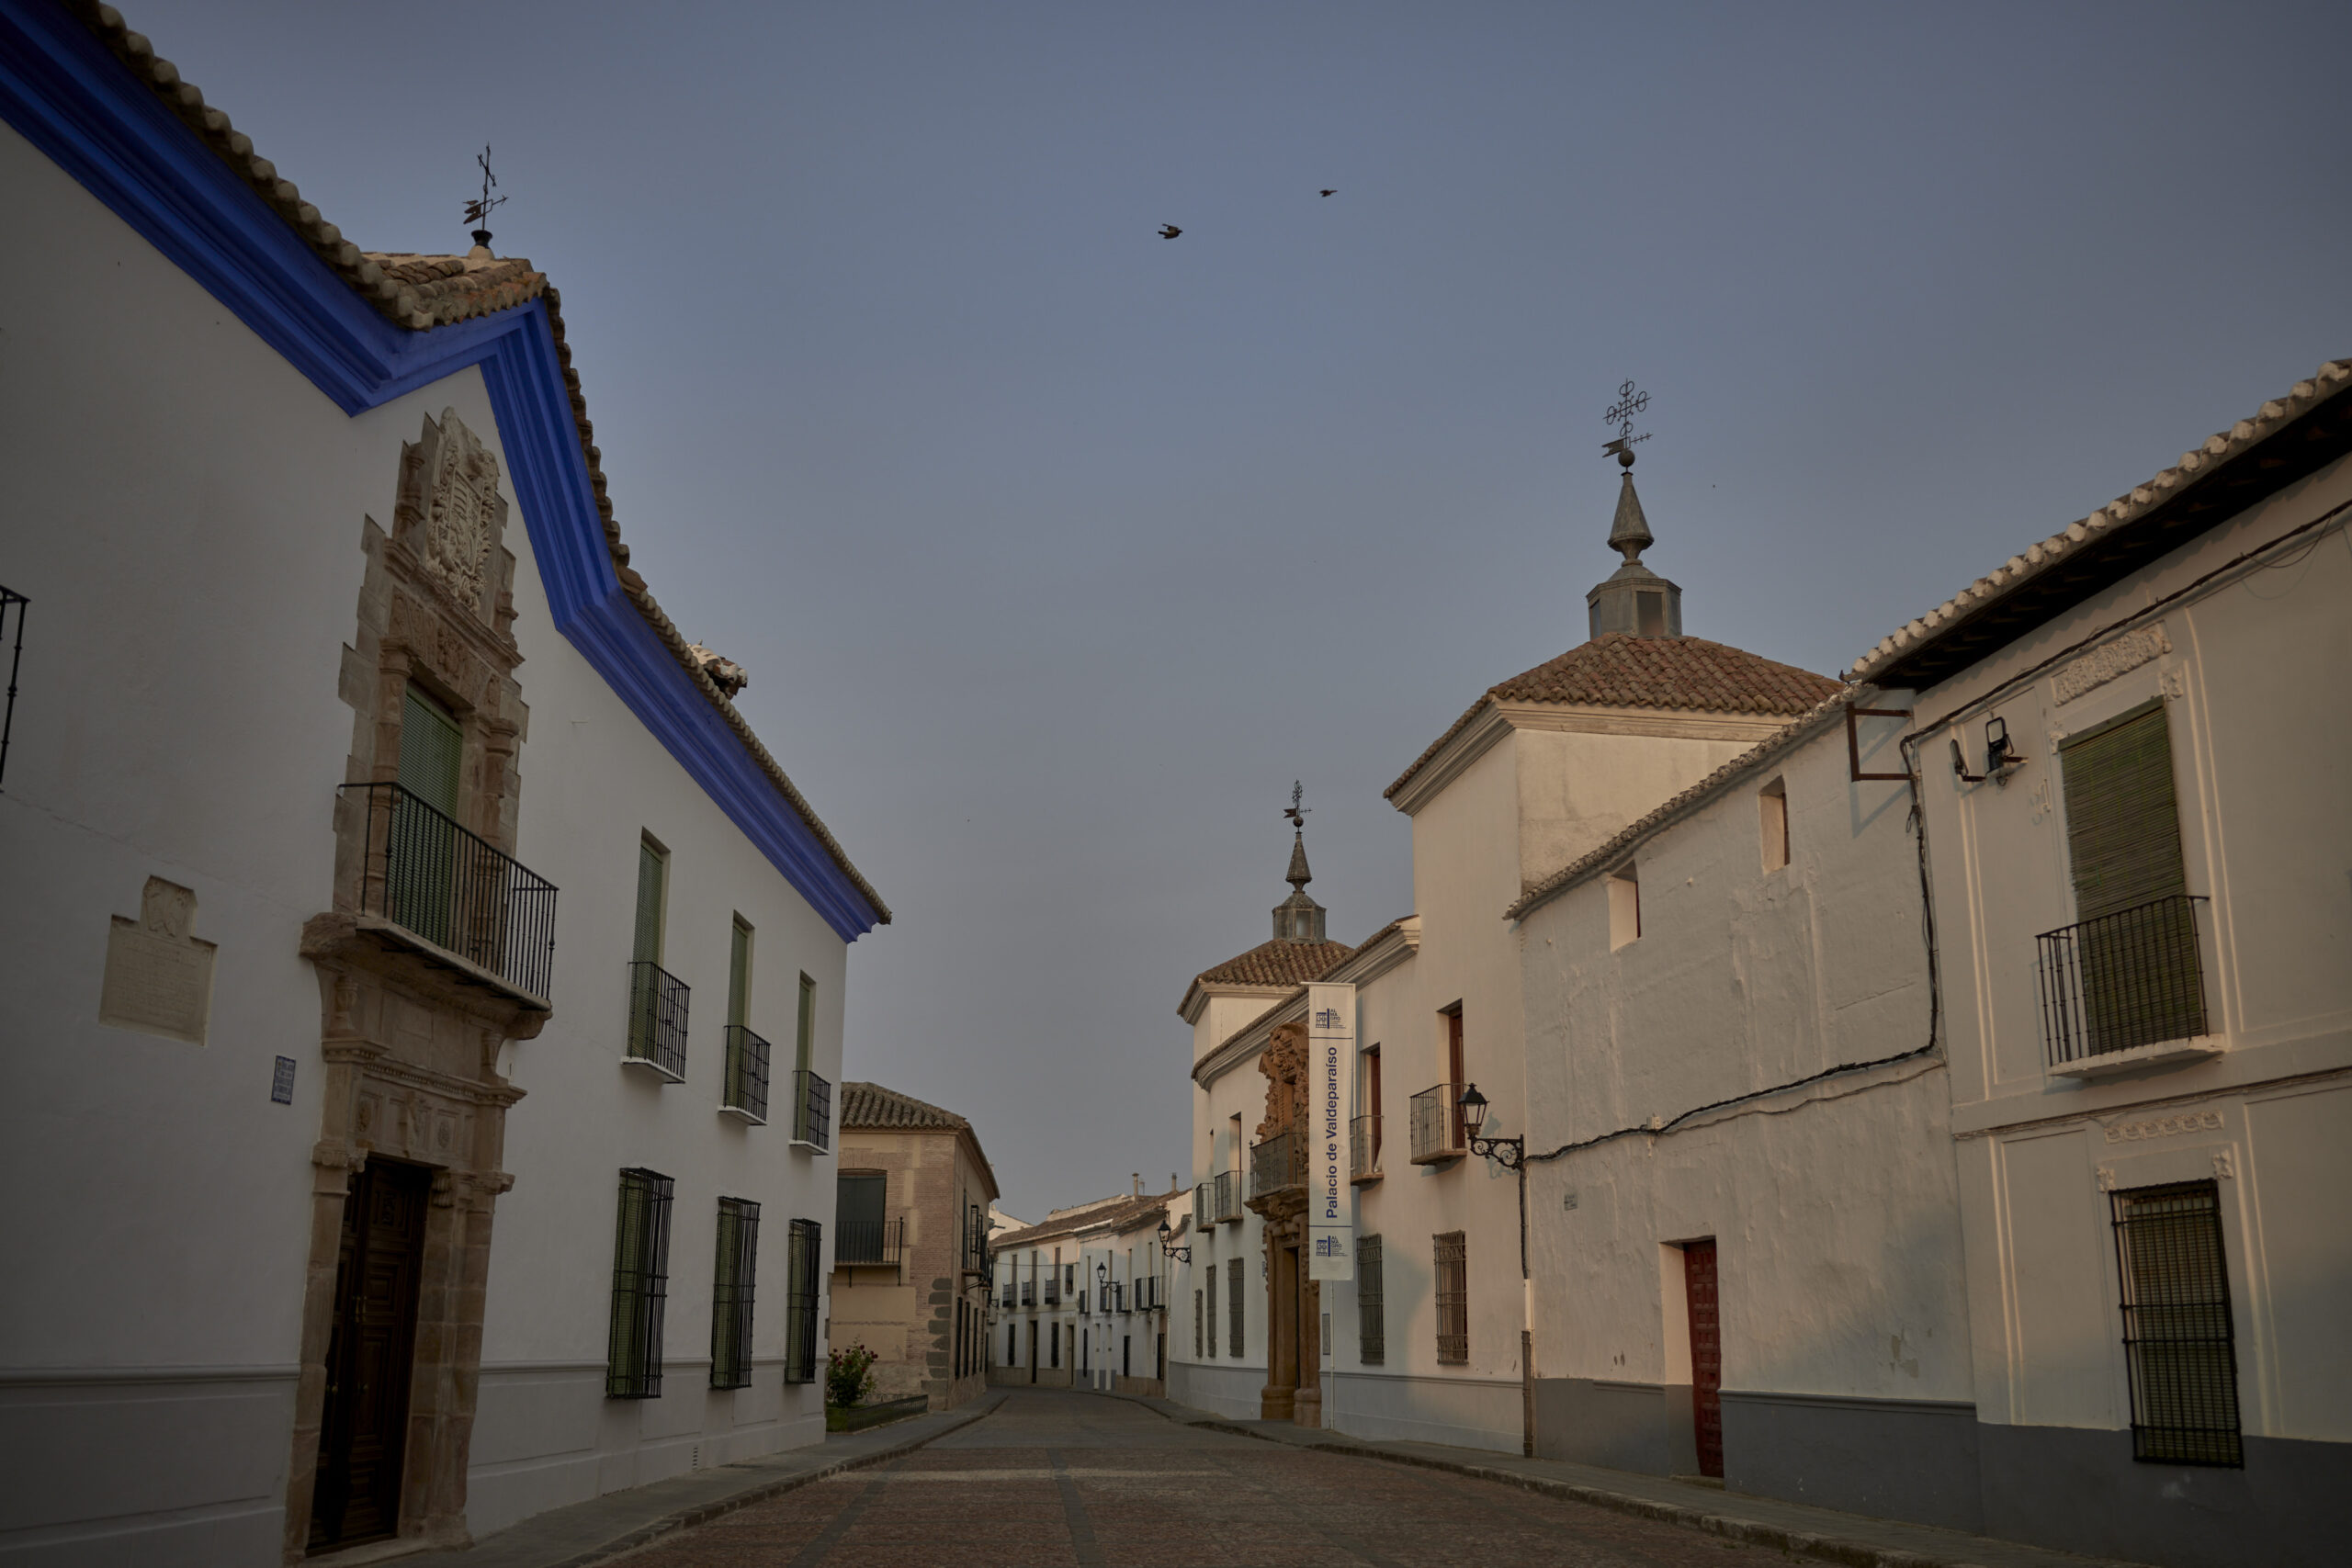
[606, 1168, 673, 1398]
[1194, 1291, 1204, 1358]
[710, 1198, 760, 1390]
[783, 1219, 821, 1383]
[626, 961, 690, 1077]
[1227, 1259, 1245, 1358]
[1434, 1231, 1468, 1364]
[1204, 1266, 1216, 1357]
[1357, 1235, 1385, 1365]
[2112, 1180, 2242, 1467]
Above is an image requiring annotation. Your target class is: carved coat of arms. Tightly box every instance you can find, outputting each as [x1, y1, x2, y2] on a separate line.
[423, 416, 500, 608]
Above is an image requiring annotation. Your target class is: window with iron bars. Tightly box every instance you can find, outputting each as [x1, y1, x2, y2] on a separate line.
[1204, 1266, 1216, 1357]
[606, 1168, 673, 1398]
[1434, 1231, 1468, 1364]
[1357, 1235, 1385, 1365]
[783, 1219, 822, 1383]
[1194, 1290, 1204, 1358]
[1227, 1258, 1245, 1358]
[710, 1198, 760, 1390]
[2113, 1180, 2242, 1466]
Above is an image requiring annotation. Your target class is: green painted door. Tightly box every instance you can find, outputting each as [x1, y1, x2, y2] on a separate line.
[2059, 700, 2199, 1052]
[391, 684, 462, 945]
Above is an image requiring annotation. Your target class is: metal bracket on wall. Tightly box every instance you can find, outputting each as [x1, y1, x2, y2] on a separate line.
[1845, 702, 1915, 782]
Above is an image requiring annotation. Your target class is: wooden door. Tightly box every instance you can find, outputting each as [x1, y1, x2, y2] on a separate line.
[311, 1160, 429, 1550]
[1684, 1239, 1723, 1478]
[1444, 1010, 1465, 1145]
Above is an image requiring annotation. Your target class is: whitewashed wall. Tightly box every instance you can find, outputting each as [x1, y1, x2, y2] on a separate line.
[0, 118, 852, 1559]
[1912, 450, 2352, 1568]
[1513, 713, 1969, 1519]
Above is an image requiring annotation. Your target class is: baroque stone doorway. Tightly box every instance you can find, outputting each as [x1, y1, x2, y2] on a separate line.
[1250, 1022, 1321, 1427]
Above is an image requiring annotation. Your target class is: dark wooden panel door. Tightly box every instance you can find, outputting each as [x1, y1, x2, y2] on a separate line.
[1684, 1239, 1724, 1478]
[311, 1160, 428, 1551]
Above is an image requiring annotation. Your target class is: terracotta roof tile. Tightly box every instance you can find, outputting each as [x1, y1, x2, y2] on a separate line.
[990, 1191, 1184, 1252]
[839, 1081, 969, 1132]
[1387, 635, 1845, 801]
[1193, 938, 1356, 989]
[1848, 359, 2352, 684]
[64, 3, 888, 923]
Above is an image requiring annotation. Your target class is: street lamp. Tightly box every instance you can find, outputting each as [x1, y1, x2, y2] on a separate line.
[1457, 1083, 1523, 1169]
[1157, 1217, 1191, 1263]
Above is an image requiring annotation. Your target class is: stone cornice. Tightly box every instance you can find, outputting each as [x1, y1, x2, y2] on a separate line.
[1388, 700, 1792, 817]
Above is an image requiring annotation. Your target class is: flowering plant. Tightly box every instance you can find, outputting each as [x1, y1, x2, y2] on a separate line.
[826, 1340, 877, 1407]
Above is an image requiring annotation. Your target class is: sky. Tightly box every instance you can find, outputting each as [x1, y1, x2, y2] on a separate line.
[123, 0, 2350, 1217]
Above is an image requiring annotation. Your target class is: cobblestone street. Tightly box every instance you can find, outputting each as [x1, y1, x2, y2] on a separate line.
[618, 1390, 1782, 1567]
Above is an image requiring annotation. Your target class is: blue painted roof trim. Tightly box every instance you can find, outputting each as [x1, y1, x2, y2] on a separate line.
[0, 0, 885, 940]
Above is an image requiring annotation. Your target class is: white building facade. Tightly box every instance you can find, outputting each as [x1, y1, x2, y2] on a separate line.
[0, 8, 886, 1562]
[1846, 361, 2352, 1568]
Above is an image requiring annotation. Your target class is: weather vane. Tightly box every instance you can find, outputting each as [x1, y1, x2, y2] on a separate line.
[463, 145, 507, 243]
[1603, 379, 1652, 468]
[1283, 781, 1309, 829]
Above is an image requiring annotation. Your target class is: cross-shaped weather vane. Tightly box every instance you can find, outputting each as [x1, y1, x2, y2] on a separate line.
[463, 145, 507, 241]
[1603, 379, 1652, 468]
[1283, 781, 1309, 829]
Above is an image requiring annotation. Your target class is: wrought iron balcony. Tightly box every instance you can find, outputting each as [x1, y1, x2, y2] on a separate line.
[1002, 1280, 1017, 1308]
[626, 961, 690, 1079]
[792, 1067, 832, 1151]
[1350, 1113, 1383, 1182]
[1409, 1082, 1466, 1164]
[836, 1217, 904, 1268]
[342, 781, 557, 1001]
[1044, 1277, 1060, 1306]
[721, 1024, 770, 1122]
[1020, 1280, 1035, 1307]
[1250, 1129, 1304, 1197]
[1213, 1169, 1241, 1224]
[2038, 895, 2212, 1067]
[1193, 1182, 1210, 1229]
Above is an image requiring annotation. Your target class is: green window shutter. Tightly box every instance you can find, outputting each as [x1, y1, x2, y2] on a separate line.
[728, 919, 752, 1029]
[398, 684, 462, 817]
[796, 974, 816, 1074]
[2060, 700, 2188, 919]
[633, 840, 666, 966]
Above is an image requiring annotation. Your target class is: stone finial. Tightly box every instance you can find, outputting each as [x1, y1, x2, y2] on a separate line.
[687, 643, 749, 698]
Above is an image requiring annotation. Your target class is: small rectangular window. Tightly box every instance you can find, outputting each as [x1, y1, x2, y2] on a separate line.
[783, 1219, 821, 1383]
[1358, 1235, 1385, 1366]
[1194, 1290, 1204, 1358]
[710, 1198, 760, 1390]
[1434, 1231, 1468, 1364]
[1609, 864, 1641, 950]
[2113, 1180, 2242, 1466]
[1758, 778, 1789, 873]
[1227, 1259, 1245, 1358]
[606, 1168, 674, 1398]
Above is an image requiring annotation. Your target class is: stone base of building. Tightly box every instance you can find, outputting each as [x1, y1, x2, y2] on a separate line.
[1165, 1359, 1265, 1421]
[1113, 1376, 1165, 1397]
[1325, 1369, 1521, 1453]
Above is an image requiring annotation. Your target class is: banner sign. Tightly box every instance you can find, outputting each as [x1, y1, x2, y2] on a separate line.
[1306, 982, 1355, 1280]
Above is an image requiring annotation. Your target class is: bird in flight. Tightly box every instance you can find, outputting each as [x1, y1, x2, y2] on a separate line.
[1159, 224, 1182, 239]
[1319, 189, 1336, 197]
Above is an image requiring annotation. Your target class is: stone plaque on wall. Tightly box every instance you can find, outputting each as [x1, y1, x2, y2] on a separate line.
[98, 877, 216, 1044]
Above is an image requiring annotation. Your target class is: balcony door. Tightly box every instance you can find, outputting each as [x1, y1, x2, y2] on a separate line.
[2059, 701, 2201, 1052]
[836, 1171, 887, 1265]
[390, 684, 461, 948]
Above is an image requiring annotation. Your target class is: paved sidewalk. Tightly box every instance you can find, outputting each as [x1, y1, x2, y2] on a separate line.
[1110, 1391, 2154, 1568]
[414, 1393, 1005, 1568]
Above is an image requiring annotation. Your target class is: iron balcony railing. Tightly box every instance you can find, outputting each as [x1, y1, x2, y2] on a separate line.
[792, 1067, 832, 1150]
[721, 1024, 770, 1122]
[1113, 1281, 1128, 1315]
[965, 1206, 989, 1274]
[1250, 1129, 1304, 1197]
[1044, 1277, 1060, 1306]
[1213, 1169, 1241, 1224]
[627, 961, 690, 1078]
[1409, 1082, 1466, 1164]
[2037, 895, 2211, 1066]
[1002, 1280, 1017, 1308]
[836, 1217, 904, 1267]
[1351, 1113, 1383, 1181]
[1193, 1182, 1210, 1229]
[1020, 1280, 1035, 1307]
[343, 782, 557, 999]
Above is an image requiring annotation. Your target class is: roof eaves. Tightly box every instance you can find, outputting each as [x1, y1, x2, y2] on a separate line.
[70, 3, 888, 924]
[1849, 360, 2352, 689]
